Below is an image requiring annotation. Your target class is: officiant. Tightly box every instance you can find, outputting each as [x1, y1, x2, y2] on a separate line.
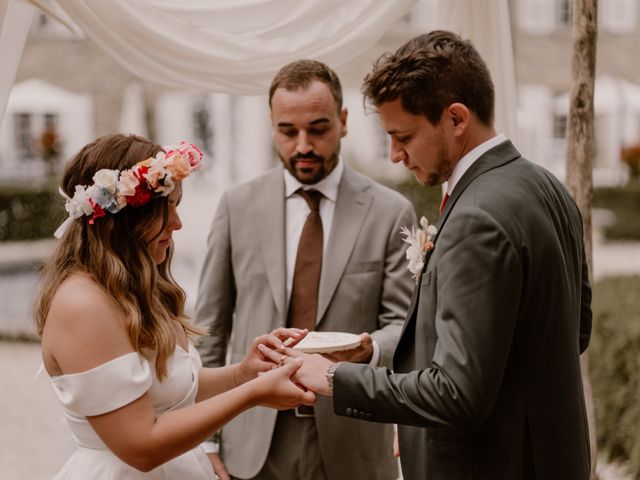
[194, 59, 415, 480]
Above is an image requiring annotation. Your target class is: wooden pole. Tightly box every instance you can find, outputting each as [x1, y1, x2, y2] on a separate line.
[565, 0, 598, 477]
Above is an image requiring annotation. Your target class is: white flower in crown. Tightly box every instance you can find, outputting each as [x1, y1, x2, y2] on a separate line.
[65, 185, 94, 219]
[400, 216, 438, 282]
[93, 169, 119, 194]
[154, 172, 175, 197]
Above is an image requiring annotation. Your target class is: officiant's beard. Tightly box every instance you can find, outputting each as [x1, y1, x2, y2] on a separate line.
[282, 150, 340, 185]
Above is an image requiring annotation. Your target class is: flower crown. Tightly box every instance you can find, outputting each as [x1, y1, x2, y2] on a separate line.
[54, 142, 203, 239]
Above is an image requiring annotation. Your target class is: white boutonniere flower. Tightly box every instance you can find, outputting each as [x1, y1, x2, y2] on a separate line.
[400, 216, 437, 282]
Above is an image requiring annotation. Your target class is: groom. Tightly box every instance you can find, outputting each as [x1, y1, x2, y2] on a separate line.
[286, 31, 593, 479]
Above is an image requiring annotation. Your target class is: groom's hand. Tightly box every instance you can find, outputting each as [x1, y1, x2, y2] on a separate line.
[323, 332, 373, 363]
[256, 345, 334, 395]
[289, 350, 334, 396]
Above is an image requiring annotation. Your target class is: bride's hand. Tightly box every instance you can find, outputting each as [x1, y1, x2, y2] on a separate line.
[234, 328, 308, 385]
[250, 358, 316, 410]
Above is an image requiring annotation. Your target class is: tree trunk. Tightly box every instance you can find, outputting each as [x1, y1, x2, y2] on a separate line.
[565, 0, 598, 478]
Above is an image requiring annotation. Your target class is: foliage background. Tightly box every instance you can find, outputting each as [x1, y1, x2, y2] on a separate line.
[0, 184, 63, 241]
[590, 275, 640, 479]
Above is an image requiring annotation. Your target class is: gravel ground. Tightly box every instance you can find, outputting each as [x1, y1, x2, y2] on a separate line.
[0, 341, 71, 480]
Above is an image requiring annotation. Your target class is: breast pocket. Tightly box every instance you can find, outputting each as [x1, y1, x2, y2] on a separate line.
[344, 260, 382, 275]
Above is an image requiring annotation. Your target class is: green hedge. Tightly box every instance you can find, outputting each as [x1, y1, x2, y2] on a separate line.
[594, 183, 640, 241]
[0, 185, 65, 241]
[590, 275, 640, 478]
[387, 178, 443, 223]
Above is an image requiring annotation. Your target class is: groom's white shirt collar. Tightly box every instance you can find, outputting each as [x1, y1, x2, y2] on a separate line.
[446, 133, 507, 195]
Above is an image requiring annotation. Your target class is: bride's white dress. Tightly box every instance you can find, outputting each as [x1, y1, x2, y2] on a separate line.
[50, 343, 216, 479]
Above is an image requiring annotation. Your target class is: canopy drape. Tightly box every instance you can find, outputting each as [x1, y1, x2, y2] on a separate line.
[2, 0, 517, 140]
[43, 0, 417, 93]
[0, 0, 35, 127]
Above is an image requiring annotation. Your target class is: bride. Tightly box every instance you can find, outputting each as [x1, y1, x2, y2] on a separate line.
[34, 134, 314, 479]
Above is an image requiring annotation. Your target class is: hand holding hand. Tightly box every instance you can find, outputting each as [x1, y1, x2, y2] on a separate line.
[235, 328, 308, 385]
[257, 345, 334, 396]
[251, 358, 316, 409]
[323, 332, 373, 363]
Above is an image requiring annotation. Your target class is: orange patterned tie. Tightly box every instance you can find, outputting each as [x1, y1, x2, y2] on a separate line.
[288, 189, 323, 331]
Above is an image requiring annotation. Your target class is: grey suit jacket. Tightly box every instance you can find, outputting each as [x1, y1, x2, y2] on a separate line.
[195, 164, 415, 479]
[333, 141, 592, 480]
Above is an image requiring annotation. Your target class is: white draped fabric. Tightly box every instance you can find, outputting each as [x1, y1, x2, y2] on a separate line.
[1, 0, 517, 139]
[0, 0, 34, 128]
[48, 0, 417, 93]
[418, 0, 518, 139]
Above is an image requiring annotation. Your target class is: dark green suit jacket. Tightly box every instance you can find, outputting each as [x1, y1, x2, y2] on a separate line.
[333, 141, 592, 479]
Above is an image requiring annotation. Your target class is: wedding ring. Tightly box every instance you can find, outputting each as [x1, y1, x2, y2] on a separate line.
[279, 354, 287, 366]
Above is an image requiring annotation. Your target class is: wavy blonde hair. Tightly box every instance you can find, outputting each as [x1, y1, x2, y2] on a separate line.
[35, 134, 204, 379]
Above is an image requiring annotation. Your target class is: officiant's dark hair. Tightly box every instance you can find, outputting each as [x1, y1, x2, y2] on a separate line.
[362, 30, 495, 126]
[269, 59, 343, 113]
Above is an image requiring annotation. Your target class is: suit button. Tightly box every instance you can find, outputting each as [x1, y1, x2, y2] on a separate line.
[359, 411, 366, 419]
[346, 408, 353, 416]
[352, 408, 359, 416]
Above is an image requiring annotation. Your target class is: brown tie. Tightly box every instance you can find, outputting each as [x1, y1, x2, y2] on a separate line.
[288, 189, 323, 331]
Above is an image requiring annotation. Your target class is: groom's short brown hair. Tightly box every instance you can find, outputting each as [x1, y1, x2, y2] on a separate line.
[269, 59, 343, 113]
[362, 30, 495, 126]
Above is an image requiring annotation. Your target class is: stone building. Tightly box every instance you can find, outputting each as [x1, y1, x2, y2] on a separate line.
[510, 0, 640, 184]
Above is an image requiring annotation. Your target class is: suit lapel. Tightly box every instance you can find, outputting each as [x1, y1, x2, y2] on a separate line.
[438, 140, 521, 222]
[254, 168, 287, 325]
[396, 141, 522, 343]
[316, 167, 372, 325]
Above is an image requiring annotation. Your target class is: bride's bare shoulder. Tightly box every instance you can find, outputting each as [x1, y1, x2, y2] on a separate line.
[50, 272, 118, 314]
[43, 272, 133, 374]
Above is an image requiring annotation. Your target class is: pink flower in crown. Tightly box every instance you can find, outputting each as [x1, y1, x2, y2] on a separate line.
[143, 156, 167, 188]
[166, 153, 191, 181]
[178, 142, 203, 169]
[118, 169, 140, 197]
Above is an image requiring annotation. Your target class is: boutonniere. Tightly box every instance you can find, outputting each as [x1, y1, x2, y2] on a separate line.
[400, 216, 437, 283]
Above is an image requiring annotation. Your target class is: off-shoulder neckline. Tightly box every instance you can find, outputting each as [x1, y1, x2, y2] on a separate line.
[50, 343, 194, 380]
